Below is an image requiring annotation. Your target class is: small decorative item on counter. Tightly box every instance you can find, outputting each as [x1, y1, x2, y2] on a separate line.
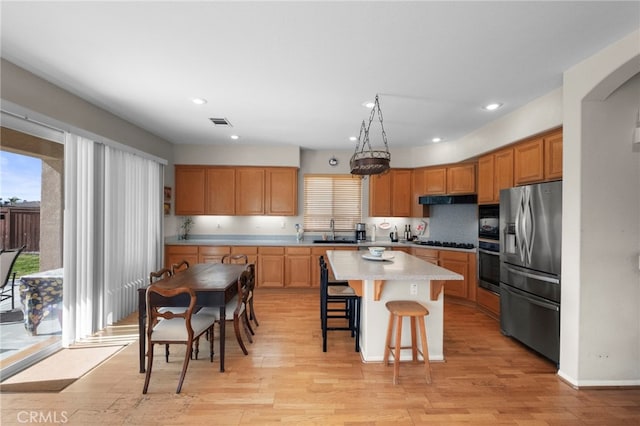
[370, 223, 376, 242]
[295, 223, 304, 242]
[368, 247, 386, 257]
[180, 216, 194, 240]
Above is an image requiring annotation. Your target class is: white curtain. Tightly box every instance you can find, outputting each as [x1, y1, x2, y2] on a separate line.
[63, 134, 163, 346]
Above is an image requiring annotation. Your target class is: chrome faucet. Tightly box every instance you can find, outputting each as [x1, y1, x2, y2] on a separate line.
[329, 218, 335, 241]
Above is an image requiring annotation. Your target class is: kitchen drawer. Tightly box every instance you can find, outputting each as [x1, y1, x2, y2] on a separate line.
[438, 250, 469, 262]
[286, 247, 311, 255]
[259, 246, 285, 255]
[412, 248, 439, 258]
[198, 246, 230, 256]
[232, 246, 258, 255]
[166, 245, 198, 255]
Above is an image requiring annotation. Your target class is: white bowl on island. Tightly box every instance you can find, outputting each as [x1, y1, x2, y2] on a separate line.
[368, 247, 386, 257]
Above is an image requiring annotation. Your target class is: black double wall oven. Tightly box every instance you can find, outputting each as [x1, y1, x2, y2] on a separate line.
[478, 205, 500, 294]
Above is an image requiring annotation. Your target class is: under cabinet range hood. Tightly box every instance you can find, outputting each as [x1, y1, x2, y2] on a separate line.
[418, 194, 477, 205]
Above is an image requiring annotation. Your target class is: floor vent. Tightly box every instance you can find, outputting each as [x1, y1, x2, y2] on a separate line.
[209, 117, 232, 127]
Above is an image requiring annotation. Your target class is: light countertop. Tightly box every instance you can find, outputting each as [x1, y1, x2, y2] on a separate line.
[165, 236, 476, 253]
[326, 250, 463, 281]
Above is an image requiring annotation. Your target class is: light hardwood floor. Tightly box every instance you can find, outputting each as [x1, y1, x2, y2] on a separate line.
[1, 288, 639, 425]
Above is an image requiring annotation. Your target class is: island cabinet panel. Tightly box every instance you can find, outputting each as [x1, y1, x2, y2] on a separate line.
[198, 246, 230, 264]
[544, 129, 563, 181]
[206, 167, 236, 215]
[258, 247, 285, 287]
[265, 167, 298, 216]
[165, 245, 199, 270]
[285, 247, 311, 287]
[236, 168, 266, 215]
[175, 166, 206, 215]
[514, 138, 545, 185]
[369, 169, 412, 217]
[446, 164, 476, 194]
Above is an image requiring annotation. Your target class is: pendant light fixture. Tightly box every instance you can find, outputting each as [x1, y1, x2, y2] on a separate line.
[350, 94, 391, 176]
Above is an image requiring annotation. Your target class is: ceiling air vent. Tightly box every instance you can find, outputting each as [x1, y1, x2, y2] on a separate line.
[209, 117, 232, 127]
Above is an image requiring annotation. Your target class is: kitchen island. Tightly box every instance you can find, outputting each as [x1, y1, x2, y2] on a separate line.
[326, 249, 462, 362]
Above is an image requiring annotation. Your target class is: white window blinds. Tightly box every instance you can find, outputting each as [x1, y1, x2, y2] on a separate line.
[303, 174, 362, 232]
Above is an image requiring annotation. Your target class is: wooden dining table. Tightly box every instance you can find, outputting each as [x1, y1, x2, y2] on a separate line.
[137, 262, 247, 373]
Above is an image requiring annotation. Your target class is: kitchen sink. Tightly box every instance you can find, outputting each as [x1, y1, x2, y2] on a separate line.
[312, 239, 357, 244]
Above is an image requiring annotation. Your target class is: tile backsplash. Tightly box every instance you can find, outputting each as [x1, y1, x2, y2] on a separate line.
[427, 204, 478, 243]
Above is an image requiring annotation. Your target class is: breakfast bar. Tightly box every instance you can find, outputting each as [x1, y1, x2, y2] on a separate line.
[326, 249, 462, 362]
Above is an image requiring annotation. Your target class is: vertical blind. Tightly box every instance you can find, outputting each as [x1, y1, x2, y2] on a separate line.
[63, 134, 163, 345]
[303, 174, 362, 231]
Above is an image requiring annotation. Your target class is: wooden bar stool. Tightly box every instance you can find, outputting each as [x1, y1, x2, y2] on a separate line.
[383, 300, 431, 385]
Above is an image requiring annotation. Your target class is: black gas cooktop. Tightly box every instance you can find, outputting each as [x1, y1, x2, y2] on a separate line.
[414, 240, 475, 249]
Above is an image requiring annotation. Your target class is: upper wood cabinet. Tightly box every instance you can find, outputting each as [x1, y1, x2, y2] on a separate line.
[477, 148, 514, 204]
[369, 169, 412, 217]
[514, 128, 563, 186]
[422, 164, 476, 196]
[447, 164, 476, 194]
[206, 167, 235, 215]
[514, 138, 545, 185]
[175, 166, 206, 215]
[544, 129, 563, 181]
[265, 167, 298, 216]
[175, 165, 298, 216]
[411, 168, 429, 217]
[236, 167, 265, 215]
[424, 167, 447, 195]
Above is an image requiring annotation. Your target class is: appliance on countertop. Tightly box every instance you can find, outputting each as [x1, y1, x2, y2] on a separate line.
[500, 180, 562, 365]
[414, 240, 475, 250]
[418, 194, 477, 205]
[355, 223, 367, 243]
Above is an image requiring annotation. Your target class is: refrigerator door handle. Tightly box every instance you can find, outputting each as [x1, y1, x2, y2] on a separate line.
[502, 284, 560, 311]
[505, 265, 560, 284]
[515, 187, 535, 265]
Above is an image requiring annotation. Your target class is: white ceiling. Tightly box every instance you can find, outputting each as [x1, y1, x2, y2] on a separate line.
[1, 2, 638, 151]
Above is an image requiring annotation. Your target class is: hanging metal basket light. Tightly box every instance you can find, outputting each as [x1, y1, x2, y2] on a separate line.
[350, 94, 391, 176]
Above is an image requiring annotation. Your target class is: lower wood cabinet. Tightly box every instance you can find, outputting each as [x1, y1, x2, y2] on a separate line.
[477, 287, 500, 318]
[258, 247, 285, 288]
[412, 248, 476, 302]
[285, 247, 311, 287]
[198, 246, 230, 264]
[165, 245, 199, 270]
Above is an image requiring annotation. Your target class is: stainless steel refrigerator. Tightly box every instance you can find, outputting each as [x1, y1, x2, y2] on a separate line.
[499, 180, 562, 364]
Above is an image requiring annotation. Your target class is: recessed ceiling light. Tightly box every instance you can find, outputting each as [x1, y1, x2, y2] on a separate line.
[230, 135, 239, 140]
[432, 137, 443, 143]
[483, 102, 502, 111]
[362, 101, 375, 109]
[192, 98, 207, 105]
[349, 136, 358, 142]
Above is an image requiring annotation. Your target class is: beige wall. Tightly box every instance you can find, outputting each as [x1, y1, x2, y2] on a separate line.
[560, 29, 640, 386]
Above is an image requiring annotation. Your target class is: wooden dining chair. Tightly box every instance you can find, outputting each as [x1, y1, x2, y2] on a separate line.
[245, 263, 258, 328]
[171, 260, 190, 274]
[222, 254, 258, 329]
[221, 253, 248, 264]
[199, 268, 253, 355]
[142, 285, 216, 394]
